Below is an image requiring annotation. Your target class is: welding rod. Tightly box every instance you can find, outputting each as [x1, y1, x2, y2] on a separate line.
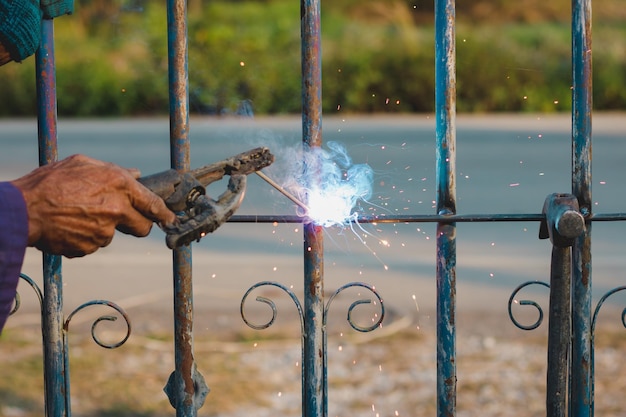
[255, 171, 309, 212]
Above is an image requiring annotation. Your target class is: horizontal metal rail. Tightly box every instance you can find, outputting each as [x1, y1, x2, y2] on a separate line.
[229, 213, 626, 224]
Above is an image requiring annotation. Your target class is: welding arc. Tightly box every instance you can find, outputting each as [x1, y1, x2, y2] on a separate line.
[255, 171, 309, 213]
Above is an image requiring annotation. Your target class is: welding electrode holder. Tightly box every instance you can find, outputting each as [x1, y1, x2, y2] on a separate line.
[138, 147, 275, 249]
[139, 170, 246, 249]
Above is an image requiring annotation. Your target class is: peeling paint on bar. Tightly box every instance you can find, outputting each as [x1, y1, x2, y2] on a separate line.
[36, 19, 68, 417]
[165, 0, 208, 414]
[571, 0, 593, 415]
[435, 0, 457, 416]
[301, 0, 324, 415]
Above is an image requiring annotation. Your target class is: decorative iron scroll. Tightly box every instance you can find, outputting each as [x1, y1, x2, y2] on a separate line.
[325, 282, 385, 332]
[64, 300, 132, 349]
[240, 281, 305, 334]
[508, 280, 550, 331]
[509, 282, 626, 334]
[240, 280, 384, 417]
[11, 273, 44, 316]
[589, 285, 626, 413]
[241, 280, 384, 334]
[12, 273, 132, 349]
[12, 274, 132, 415]
[592, 286, 626, 334]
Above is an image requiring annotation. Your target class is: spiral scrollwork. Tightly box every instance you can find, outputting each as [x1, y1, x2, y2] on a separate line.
[64, 300, 131, 349]
[240, 281, 304, 334]
[241, 281, 384, 335]
[325, 282, 385, 332]
[10, 274, 44, 316]
[592, 286, 626, 335]
[508, 280, 550, 331]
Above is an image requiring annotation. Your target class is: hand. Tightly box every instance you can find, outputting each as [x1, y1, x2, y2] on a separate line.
[11, 154, 177, 258]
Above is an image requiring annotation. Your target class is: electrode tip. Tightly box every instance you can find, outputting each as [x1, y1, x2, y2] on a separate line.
[255, 171, 309, 212]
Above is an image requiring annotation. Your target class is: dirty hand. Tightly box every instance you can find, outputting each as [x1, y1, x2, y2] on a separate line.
[11, 154, 177, 258]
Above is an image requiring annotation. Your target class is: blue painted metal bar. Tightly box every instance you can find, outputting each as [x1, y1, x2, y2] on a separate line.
[571, 0, 593, 415]
[164, 0, 207, 415]
[434, 0, 457, 416]
[300, 0, 324, 415]
[36, 18, 68, 417]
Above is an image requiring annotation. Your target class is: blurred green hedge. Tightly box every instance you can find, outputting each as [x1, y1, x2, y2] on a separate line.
[0, 0, 624, 116]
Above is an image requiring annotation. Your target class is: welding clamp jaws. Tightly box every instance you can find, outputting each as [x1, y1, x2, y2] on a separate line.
[138, 147, 274, 249]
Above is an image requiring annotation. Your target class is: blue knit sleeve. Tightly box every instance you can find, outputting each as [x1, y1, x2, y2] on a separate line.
[0, 0, 74, 63]
[0, 0, 42, 62]
[0, 182, 28, 333]
[41, 0, 74, 19]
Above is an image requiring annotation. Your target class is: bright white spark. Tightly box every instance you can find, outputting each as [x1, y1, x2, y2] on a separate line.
[299, 141, 374, 227]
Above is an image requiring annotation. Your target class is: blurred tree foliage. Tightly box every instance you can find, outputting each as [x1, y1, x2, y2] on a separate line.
[0, 0, 624, 116]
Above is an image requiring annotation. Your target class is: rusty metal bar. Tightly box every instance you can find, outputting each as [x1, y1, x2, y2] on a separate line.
[36, 18, 68, 417]
[435, 0, 457, 415]
[571, 0, 593, 415]
[163, 0, 208, 414]
[300, 0, 324, 415]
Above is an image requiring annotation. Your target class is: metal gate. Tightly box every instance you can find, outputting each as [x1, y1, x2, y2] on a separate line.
[8, 0, 626, 416]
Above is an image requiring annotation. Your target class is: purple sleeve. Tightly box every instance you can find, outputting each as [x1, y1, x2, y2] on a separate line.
[0, 182, 28, 333]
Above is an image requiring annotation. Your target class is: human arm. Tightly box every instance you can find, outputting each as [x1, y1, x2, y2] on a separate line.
[0, 154, 175, 333]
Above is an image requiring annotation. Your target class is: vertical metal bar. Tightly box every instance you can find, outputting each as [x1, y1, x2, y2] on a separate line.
[571, 0, 592, 415]
[301, 0, 324, 415]
[304, 226, 324, 417]
[37, 18, 65, 417]
[166, 0, 198, 415]
[36, 18, 67, 417]
[547, 246, 571, 417]
[434, 0, 457, 416]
